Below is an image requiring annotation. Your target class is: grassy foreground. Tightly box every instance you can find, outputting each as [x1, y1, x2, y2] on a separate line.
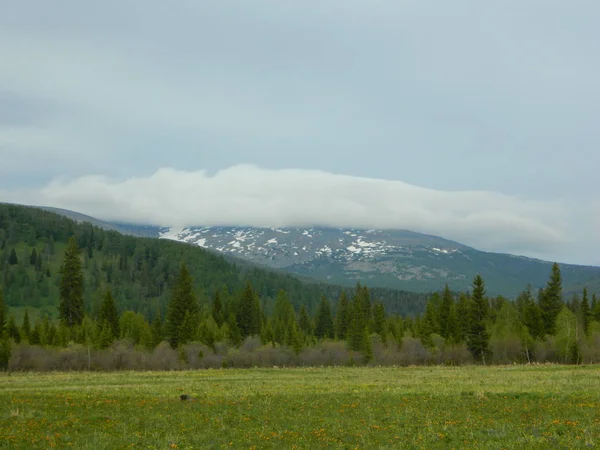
[1, 365, 599, 449]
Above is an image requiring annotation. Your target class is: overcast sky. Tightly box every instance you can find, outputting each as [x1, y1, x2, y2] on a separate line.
[1, 1, 599, 265]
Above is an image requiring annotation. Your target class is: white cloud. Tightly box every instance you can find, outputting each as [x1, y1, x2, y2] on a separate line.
[3, 165, 595, 264]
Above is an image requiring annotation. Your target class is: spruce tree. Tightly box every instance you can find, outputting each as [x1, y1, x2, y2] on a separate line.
[178, 311, 197, 346]
[236, 281, 261, 338]
[98, 290, 119, 338]
[438, 285, 459, 343]
[166, 264, 198, 348]
[466, 275, 491, 364]
[539, 263, 563, 336]
[314, 296, 334, 339]
[8, 248, 18, 265]
[21, 309, 31, 342]
[150, 312, 164, 347]
[30, 248, 38, 266]
[455, 293, 471, 343]
[334, 291, 350, 340]
[212, 291, 225, 327]
[372, 302, 386, 342]
[580, 288, 592, 337]
[593, 294, 600, 322]
[7, 315, 20, 343]
[59, 237, 85, 327]
[0, 287, 5, 336]
[298, 304, 313, 336]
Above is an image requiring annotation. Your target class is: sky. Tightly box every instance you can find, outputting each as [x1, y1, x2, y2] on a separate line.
[0, 1, 599, 265]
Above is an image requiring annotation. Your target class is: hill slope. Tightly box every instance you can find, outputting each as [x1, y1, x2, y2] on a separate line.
[158, 226, 600, 297]
[0, 204, 427, 318]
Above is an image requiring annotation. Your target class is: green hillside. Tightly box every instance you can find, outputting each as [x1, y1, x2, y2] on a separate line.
[0, 204, 427, 319]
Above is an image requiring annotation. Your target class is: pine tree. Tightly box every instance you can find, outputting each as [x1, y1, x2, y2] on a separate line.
[314, 296, 334, 339]
[7, 315, 21, 343]
[455, 293, 471, 343]
[166, 264, 198, 348]
[98, 290, 119, 338]
[438, 285, 459, 343]
[21, 309, 31, 342]
[29, 323, 41, 345]
[212, 291, 225, 327]
[593, 294, 600, 322]
[98, 321, 114, 349]
[178, 311, 197, 346]
[347, 284, 372, 351]
[580, 288, 592, 337]
[30, 248, 38, 266]
[0, 287, 5, 336]
[334, 291, 350, 340]
[59, 237, 85, 327]
[227, 313, 242, 346]
[466, 275, 491, 364]
[236, 281, 261, 338]
[8, 248, 18, 265]
[0, 337, 11, 370]
[298, 304, 313, 336]
[150, 312, 164, 347]
[372, 302, 387, 343]
[539, 263, 563, 336]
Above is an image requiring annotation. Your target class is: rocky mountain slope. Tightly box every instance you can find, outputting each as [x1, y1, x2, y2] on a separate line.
[158, 226, 600, 297]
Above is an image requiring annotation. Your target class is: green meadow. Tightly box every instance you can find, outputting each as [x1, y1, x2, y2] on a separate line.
[1, 365, 599, 449]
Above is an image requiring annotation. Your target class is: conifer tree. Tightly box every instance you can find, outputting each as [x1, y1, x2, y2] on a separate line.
[593, 293, 600, 322]
[334, 291, 350, 340]
[98, 290, 119, 338]
[150, 312, 164, 347]
[98, 322, 114, 349]
[178, 311, 197, 346]
[347, 284, 372, 351]
[30, 248, 38, 266]
[314, 296, 334, 339]
[0, 287, 5, 335]
[0, 336, 10, 370]
[580, 288, 592, 337]
[227, 312, 242, 346]
[372, 302, 387, 343]
[438, 285, 459, 343]
[166, 264, 198, 348]
[212, 291, 225, 327]
[467, 275, 491, 364]
[29, 323, 41, 345]
[236, 281, 261, 338]
[7, 315, 20, 343]
[539, 263, 563, 336]
[8, 248, 18, 265]
[21, 309, 31, 342]
[298, 304, 313, 336]
[59, 237, 84, 326]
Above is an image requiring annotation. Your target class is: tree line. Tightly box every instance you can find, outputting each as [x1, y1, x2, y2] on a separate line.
[2, 235, 599, 370]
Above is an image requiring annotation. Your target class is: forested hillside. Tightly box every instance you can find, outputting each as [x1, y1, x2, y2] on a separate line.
[0, 204, 426, 318]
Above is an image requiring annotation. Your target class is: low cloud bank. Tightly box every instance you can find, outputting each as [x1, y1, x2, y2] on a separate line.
[2, 165, 597, 264]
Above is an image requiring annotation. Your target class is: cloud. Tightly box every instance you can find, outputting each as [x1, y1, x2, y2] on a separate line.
[4, 165, 594, 263]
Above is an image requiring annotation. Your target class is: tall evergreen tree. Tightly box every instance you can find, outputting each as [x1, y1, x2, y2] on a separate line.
[347, 284, 372, 351]
[372, 302, 387, 342]
[30, 248, 38, 266]
[538, 263, 563, 336]
[298, 304, 313, 336]
[0, 287, 5, 336]
[455, 293, 471, 343]
[59, 237, 85, 326]
[466, 275, 491, 364]
[7, 315, 20, 343]
[8, 248, 18, 265]
[236, 281, 261, 338]
[438, 285, 459, 343]
[212, 291, 225, 327]
[592, 293, 600, 322]
[580, 288, 592, 337]
[21, 309, 31, 342]
[314, 296, 334, 339]
[150, 312, 164, 347]
[98, 290, 119, 338]
[334, 291, 351, 340]
[166, 264, 199, 348]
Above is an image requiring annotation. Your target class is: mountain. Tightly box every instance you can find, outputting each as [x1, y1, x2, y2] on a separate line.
[0, 204, 427, 318]
[157, 226, 600, 297]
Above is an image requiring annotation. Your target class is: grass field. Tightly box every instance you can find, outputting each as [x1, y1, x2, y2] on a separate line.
[1, 365, 599, 449]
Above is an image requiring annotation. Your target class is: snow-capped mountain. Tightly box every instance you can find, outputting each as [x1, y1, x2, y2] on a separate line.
[157, 226, 600, 296]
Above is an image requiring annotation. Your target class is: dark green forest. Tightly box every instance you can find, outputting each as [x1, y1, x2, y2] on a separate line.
[1, 203, 599, 371]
